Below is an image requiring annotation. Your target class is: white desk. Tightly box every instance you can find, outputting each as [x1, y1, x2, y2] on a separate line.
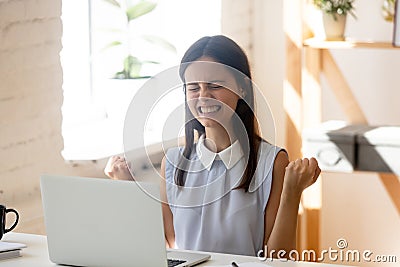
[1, 233, 350, 267]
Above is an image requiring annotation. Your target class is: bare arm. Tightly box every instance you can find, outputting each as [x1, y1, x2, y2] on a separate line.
[263, 151, 288, 250]
[160, 156, 176, 248]
[264, 155, 321, 257]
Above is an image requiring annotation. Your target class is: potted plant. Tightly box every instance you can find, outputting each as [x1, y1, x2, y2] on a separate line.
[312, 0, 357, 40]
[97, 0, 176, 121]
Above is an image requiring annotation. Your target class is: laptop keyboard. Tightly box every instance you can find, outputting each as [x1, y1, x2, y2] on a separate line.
[168, 259, 187, 267]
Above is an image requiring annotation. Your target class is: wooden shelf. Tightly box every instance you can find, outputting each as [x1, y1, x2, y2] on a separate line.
[304, 38, 400, 50]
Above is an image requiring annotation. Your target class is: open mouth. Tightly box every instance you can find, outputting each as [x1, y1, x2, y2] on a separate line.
[197, 105, 221, 115]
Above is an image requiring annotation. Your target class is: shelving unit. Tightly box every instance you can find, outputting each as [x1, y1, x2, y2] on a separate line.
[303, 38, 400, 127]
[301, 37, 400, 209]
[284, 1, 400, 259]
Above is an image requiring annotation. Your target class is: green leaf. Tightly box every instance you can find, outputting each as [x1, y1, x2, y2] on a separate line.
[123, 55, 143, 78]
[100, 27, 124, 33]
[141, 34, 177, 53]
[141, 60, 160, 64]
[126, 1, 157, 21]
[313, 0, 356, 19]
[101, 41, 122, 53]
[114, 71, 127, 79]
[129, 65, 142, 78]
[102, 0, 121, 8]
[102, 41, 122, 51]
[114, 55, 159, 78]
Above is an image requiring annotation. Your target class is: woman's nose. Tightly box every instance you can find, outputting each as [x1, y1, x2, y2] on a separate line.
[198, 84, 211, 98]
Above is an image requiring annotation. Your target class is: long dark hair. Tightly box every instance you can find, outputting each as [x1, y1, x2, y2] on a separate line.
[175, 35, 261, 192]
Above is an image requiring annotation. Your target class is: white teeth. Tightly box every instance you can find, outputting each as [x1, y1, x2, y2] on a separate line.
[199, 106, 220, 114]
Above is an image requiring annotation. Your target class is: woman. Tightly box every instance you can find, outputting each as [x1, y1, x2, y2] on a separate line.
[105, 35, 320, 257]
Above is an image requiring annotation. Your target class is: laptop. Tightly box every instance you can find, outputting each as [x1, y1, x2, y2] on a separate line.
[40, 174, 210, 267]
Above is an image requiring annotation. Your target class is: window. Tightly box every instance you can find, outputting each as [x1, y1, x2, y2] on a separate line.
[61, 0, 221, 160]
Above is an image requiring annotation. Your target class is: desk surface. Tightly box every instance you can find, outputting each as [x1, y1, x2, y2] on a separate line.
[0, 233, 351, 267]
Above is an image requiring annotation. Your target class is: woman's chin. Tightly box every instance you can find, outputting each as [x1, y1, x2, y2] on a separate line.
[198, 117, 232, 129]
[198, 117, 219, 128]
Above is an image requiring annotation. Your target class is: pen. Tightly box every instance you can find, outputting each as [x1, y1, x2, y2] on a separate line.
[231, 261, 239, 267]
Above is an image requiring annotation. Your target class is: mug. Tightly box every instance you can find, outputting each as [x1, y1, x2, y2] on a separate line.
[0, 205, 19, 240]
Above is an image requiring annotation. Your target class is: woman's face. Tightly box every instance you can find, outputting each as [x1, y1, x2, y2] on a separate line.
[184, 57, 241, 128]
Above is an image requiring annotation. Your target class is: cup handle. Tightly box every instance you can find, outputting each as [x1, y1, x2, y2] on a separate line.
[5, 209, 19, 233]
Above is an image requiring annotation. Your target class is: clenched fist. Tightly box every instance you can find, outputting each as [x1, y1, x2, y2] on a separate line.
[283, 157, 321, 197]
[104, 155, 135, 181]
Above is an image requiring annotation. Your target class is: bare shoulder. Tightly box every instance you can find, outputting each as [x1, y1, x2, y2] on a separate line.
[274, 150, 289, 171]
[161, 155, 166, 172]
[272, 149, 289, 185]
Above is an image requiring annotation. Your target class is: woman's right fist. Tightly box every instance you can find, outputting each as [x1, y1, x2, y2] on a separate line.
[104, 155, 135, 181]
[283, 157, 321, 197]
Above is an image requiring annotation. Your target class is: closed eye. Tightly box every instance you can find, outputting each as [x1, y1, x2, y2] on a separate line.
[185, 82, 224, 91]
[208, 83, 223, 89]
[187, 86, 200, 91]
[186, 83, 200, 91]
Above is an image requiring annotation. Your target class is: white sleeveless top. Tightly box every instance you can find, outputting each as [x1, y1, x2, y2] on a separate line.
[165, 135, 283, 256]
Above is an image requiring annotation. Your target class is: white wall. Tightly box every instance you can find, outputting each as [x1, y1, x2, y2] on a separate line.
[252, 0, 285, 148]
[221, 0, 286, 148]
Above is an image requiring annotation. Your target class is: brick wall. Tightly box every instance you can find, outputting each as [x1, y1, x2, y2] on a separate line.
[0, 0, 105, 234]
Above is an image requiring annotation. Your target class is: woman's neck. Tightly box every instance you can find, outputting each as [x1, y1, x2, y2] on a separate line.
[204, 125, 236, 152]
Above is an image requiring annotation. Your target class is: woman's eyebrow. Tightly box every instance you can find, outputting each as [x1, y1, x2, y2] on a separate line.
[185, 82, 199, 86]
[186, 80, 225, 85]
[208, 80, 225, 84]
